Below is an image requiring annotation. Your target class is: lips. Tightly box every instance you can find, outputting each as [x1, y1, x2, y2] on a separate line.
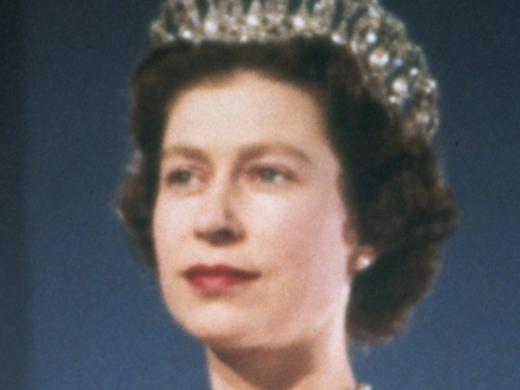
[183, 264, 260, 293]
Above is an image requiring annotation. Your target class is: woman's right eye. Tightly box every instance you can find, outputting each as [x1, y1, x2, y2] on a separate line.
[164, 169, 195, 186]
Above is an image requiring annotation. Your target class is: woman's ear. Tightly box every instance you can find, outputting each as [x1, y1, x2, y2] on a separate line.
[347, 246, 377, 276]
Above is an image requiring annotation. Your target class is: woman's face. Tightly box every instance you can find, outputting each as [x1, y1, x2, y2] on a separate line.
[153, 71, 362, 349]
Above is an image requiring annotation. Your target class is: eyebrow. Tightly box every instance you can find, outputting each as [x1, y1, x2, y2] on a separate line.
[160, 142, 313, 166]
[161, 144, 209, 163]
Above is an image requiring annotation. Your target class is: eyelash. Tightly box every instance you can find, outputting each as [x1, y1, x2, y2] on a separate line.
[246, 165, 294, 184]
[164, 168, 198, 186]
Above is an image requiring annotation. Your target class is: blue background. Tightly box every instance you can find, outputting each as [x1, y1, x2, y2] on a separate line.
[2, 0, 519, 389]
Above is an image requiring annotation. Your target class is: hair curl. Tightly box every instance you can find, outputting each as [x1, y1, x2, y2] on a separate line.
[116, 38, 458, 346]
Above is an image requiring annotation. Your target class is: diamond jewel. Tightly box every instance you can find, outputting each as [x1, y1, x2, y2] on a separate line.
[246, 14, 260, 27]
[392, 76, 409, 97]
[331, 31, 346, 44]
[416, 76, 437, 95]
[415, 110, 431, 125]
[292, 15, 306, 31]
[204, 19, 218, 34]
[369, 47, 390, 67]
[180, 28, 194, 39]
[366, 31, 378, 44]
[393, 57, 404, 68]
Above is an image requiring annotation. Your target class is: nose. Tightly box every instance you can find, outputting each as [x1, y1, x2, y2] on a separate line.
[193, 178, 245, 246]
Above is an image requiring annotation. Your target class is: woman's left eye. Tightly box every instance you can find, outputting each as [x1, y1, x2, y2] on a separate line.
[248, 166, 293, 184]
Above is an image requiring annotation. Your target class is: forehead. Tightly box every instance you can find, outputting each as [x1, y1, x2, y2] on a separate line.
[163, 71, 329, 152]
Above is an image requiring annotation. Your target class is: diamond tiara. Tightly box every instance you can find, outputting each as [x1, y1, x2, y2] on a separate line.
[150, 0, 439, 139]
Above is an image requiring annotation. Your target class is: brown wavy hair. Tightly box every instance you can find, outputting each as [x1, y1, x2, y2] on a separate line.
[116, 37, 458, 346]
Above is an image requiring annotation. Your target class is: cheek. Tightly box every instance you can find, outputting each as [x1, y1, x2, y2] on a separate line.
[152, 197, 198, 319]
[152, 196, 193, 264]
[250, 188, 351, 275]
[247, 189, 352, 338]
[152, 201, 172, 258]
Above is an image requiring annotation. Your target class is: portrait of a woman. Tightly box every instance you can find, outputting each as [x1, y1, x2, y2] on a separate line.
[115, 1, 458, 388]
[7, 0, 520, 388]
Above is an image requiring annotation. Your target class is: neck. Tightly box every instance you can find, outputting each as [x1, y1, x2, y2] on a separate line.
[205, 314, 356, 390]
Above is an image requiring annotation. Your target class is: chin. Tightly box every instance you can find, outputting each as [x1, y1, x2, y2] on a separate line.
[173, 303, 267, 349]
[188, 322, 263, 351]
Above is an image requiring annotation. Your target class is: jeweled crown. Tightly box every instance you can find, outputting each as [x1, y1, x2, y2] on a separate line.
[150, 0, 439, 139]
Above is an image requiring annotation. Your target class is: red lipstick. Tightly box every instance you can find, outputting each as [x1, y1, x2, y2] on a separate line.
[183, 264, 260, 294]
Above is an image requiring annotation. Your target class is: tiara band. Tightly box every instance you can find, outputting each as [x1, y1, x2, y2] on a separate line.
[150, 0, 439, 139]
